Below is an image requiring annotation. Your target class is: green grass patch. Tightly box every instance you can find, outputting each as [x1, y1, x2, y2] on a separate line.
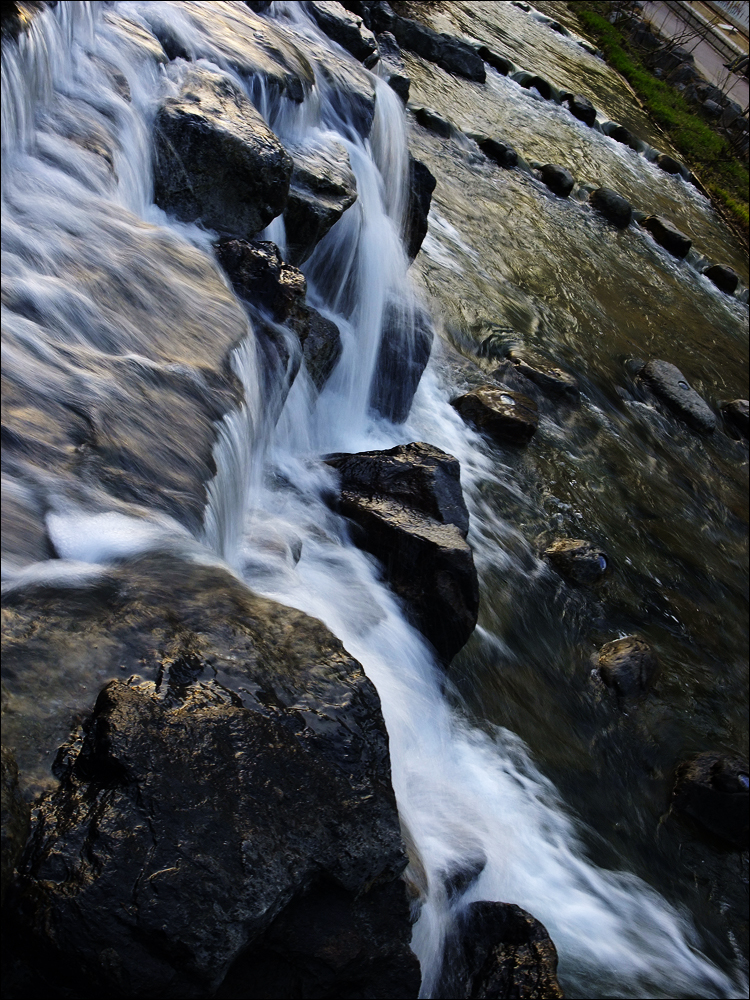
[568, 3, 749, 239]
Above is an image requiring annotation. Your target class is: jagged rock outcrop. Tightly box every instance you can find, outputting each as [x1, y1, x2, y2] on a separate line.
[3, 555, 420, 998]
[153, 67, 293, 241]
[435, 901, 565, 999]
[672, 753, 749, 850]
[284, 138, 358, 265]
[405, 155, 437, 261]
[637, 360, 716, 433]
[325, 443, 478, 664]
[451, 387, 539, 445]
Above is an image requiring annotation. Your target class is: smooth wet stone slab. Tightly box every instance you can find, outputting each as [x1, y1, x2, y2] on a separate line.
[672, 753, 749, 850]
[451, 387, 539, 445]
[539, 163, 575, 198]
[640, 215, 692, 258]
[153, 67, 292, 241]
[638, 360, 716, 433]
[544, 538, 608, 585]
[589, 187, 632, 229]
[598, 636, 658, 700]
[721, 399, 749, 439]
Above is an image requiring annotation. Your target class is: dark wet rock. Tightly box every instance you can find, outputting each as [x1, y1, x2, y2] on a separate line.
[341, 1, 395, 34]
[521, 74, 554, 100]
[325, 443, 478, 663]
[638, 360, 716, 433]
[475, 135, 519, 169]
[451, 387, 539, 446]
[1, 746, 30, 907]
[477, 45, 513, 75]
[566, 93, 597, 126]
[376, 31, 410, 102]
[441, 854, 486, 901]
[370, 302, 433, 423]
[640, 215, 692, 258]
[391, 16, 486, 82]
[435, 901, 564, 999]
[721, 399, 749, 439]
[544, 539, 608, 586]
[598, 636, 658, 700]
[215, 238, 308, 336]
[656, 153, 684, 175]
[5, 554, 419, 996]
[539, 164, 575, 198]
[153, 67, 293, 241]
[283, 138, 358, 265]
[245, 0, 271, 11]
[413, 105, 454, 138]
[590, 187, 632, 229]
[405, 155, 437, 261]
[672, 753, 749, 850]
[308, 0, 378, 62]
[703, 263, 739, 295]
[303, 308, 343, 391]
[507, 354, 579, 398]
[609, 122, 640, 150]
[1, 0, 50, 40]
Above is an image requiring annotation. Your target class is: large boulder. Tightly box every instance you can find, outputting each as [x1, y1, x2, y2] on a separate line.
[435, 901, 564, 999]
[376, 31, 411, 102]
[308, 0, 378, 62]
[539, 164, 575, 198]
[637, 360, 716, 433]
[4, 555, 420, 997]
[597, 636, 658, 700]
[544, 539, 608, 586]
[405, 155, 437, 261]
[153, 67, 293, 241]
[390, 16, 486, 82]
[325, 443, 478, 663]
[1, 746, 30, 907]
[369, 301, 433, 423]
[640, 215, 692, 258]
[283, 138, 358, 265]
[672, 753, 749, 850]
[590, 187, 632, 229]
[703, 263, 739, 295]
[451, 387, 539, 446]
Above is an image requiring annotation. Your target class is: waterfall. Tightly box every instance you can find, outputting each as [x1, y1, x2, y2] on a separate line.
[1, 3, 746, 998]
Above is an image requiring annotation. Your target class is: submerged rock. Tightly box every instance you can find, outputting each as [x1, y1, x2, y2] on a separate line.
[435, 901, 564, 999]
[590, 187, 632, 229]
[544, 539, 608, 585]
[283, 137, 358, 265]
[598, 636, 658, 700]
[308, 0, 378, 62]
[1, 746, 30, 906]
[451, 387, 539, 446]
[5, 555, 419, 997]
[153, 67, 292, 241]
[721, 399, 749, 439]
[640, 215, 692, 258]
[369, 301, 433, 423]
[405, 155, 437, 261]
[672, 753, 749, 850]
[539, 163, 575, 198]
[703, 263, 739, 295]
[638, 360, 716, 433]
[325, 443, 478, 663]
[376, 30, 411, 102]
[566, 93, 597, 126]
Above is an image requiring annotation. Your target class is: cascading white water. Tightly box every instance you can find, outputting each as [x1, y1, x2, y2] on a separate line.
[1, 3, 746, 998]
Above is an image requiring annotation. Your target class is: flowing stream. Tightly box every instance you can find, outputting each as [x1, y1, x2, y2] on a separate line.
[1, 3, 747, 998]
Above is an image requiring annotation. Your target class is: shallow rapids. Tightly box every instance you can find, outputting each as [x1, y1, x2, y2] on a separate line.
[1, 2, 747, 998]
